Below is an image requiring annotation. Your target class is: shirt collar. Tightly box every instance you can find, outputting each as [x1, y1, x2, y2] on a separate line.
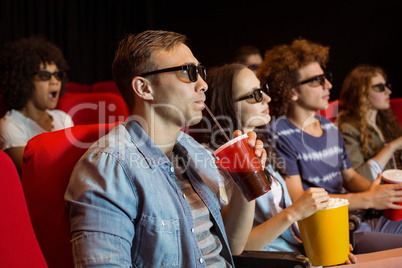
[124, 118, 192, 168]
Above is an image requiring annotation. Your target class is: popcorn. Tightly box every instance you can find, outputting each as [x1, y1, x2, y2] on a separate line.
[325, 198, 349, 209]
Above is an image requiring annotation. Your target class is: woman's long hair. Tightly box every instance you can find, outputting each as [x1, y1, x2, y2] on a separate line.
[338, 65, 402, 159]
[191, 63, 287, 177]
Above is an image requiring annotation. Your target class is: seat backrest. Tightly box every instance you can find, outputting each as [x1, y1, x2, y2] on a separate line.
[21, 123, 118, 268]
[91, 80, 120, 95]
[56, 92, 130, 125]
[316, 100, 340, 122]
[65, 82, 91, 93]
[0, 150, 48, 268]
[390, 98, 402, 127]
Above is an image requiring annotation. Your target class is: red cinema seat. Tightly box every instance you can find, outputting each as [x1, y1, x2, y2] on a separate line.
[56, 92, 130, 125]
[0, 150, 48, 268]
[65, 82, 91, 93]
[390, 98, 402, 127]
[316, 100, 339, 122]
[21, 123, 118, 268]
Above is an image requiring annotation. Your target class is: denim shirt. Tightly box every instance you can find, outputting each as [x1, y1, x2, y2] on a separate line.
[65, 119, 234, 267]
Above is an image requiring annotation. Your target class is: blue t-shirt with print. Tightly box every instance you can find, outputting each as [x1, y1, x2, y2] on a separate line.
[267, 116, 351, 194]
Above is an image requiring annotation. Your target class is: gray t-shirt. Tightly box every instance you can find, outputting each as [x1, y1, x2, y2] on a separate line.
[172, 148, 231, 268]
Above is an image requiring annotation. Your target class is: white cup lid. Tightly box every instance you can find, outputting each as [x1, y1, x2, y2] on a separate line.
[214, 134, 248, 156]
[382, 169, 402, 183]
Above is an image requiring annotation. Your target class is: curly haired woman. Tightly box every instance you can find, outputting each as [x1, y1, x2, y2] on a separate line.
[0, 36, 74, 176]
[337, 65, 402, 181]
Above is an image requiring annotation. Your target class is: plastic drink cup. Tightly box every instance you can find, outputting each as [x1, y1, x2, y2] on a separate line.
[214, 134, 271, 201]
[298, 198, 350, 267]
[382, 169, 402, 221]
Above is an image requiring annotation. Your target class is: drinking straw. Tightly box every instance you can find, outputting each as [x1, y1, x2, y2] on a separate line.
[392, 153, 397, 170]
[204, 105, 230, 142]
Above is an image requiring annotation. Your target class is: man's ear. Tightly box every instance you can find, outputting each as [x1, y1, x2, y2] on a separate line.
[131, 77, 154, 101]
[290, 88, 298, 101]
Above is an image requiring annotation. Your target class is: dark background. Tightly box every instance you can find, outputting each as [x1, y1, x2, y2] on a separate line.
[1, 0, 401, 100]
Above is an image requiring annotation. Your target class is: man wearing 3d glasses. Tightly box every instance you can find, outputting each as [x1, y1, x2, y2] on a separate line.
[65, 30, 267, 267]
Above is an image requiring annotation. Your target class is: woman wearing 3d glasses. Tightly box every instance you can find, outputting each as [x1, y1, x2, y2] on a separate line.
[337, 65, 402, 181]
[0, 36, 74, 177]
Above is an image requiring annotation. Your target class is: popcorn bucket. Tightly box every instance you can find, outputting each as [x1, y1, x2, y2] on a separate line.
[298, 198, 350, 266]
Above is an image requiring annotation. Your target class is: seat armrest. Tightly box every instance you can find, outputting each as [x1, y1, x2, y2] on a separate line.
[349, 214, 362, 251]
[233, 250, 312, 268]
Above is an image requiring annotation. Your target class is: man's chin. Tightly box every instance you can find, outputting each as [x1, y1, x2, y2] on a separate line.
[186, 114, 203, 127]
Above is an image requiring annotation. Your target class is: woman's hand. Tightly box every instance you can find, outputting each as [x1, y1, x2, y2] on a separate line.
[366, 174, 402, 210]
[289, 187, 329, 221]
[233, 130, 267, 167]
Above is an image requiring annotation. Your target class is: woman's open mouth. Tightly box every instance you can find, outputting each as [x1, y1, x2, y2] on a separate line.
[49, 90, 59, 99]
